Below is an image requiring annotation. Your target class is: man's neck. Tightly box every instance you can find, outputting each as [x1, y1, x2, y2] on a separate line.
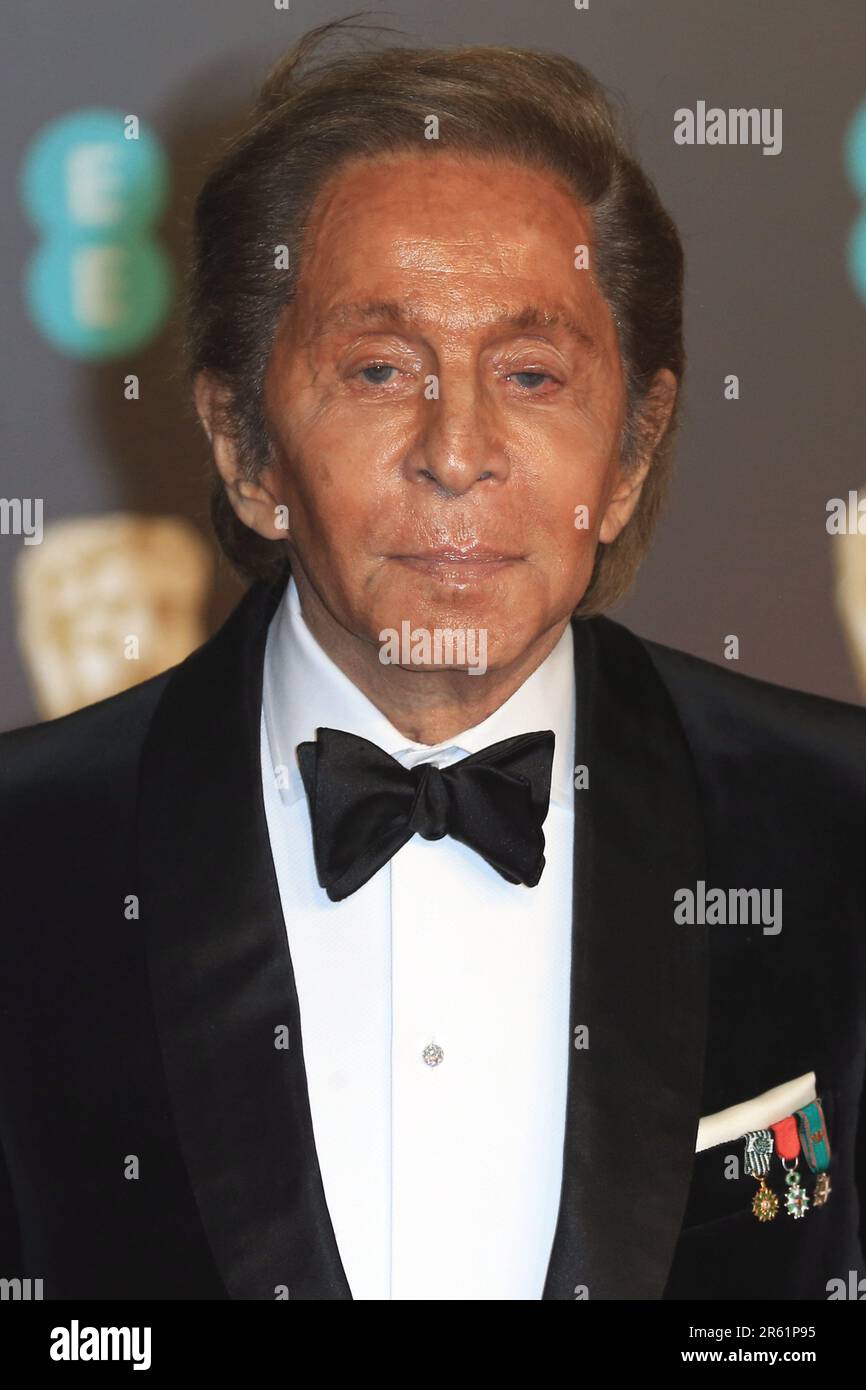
[291, 568, 570, 746]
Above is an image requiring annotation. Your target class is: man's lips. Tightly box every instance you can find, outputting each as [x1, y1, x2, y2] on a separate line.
[390, 548, 523, 582]
[391, 544, 523, 563]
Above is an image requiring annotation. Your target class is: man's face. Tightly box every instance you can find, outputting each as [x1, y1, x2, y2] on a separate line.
[257, 151, 650, 671]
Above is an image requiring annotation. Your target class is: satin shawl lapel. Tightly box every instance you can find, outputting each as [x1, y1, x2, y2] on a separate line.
[542, 615, 708, 1299]
[137, 573, 352, 1300]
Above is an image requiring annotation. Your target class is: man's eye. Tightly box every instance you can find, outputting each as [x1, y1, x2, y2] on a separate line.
[357, 363, 399, 386]
[508, 371, 556, 391]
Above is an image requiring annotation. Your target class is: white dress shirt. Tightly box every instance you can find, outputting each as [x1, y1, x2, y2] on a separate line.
[260, 575, 576, 1300]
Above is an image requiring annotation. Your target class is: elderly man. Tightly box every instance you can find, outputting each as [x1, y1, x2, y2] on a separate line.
[1, 20, 865, 1302]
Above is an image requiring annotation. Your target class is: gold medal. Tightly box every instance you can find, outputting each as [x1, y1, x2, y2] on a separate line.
[751, 1175, 780, 1222]
[744, 1129, 778, 1221]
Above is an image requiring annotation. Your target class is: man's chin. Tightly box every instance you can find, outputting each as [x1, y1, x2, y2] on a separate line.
[345, 563, 555, 674]
[364, 611, 536, 680]
[373, 559, 527, 622]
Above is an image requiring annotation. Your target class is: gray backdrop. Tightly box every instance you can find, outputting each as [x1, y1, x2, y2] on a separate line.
[3, 0, 866, 730]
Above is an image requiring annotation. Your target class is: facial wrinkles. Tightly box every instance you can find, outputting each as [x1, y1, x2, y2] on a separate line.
[387, 229, 535, 278]
[268, 317, 620, 543]
[293, 300, 613, 424]
[267, 157, 625, 520]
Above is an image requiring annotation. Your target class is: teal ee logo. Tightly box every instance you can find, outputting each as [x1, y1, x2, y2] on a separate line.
[845, 99, 866, 306]
[21, 109, 172, 358]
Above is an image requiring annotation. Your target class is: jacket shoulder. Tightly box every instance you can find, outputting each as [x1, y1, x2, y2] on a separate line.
[620, 623, 866, 799]
[0, 668, 173, 813]
[634, 627, 866, 737]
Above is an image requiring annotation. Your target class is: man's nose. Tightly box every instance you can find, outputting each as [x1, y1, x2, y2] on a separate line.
[406, 378, 509, 495]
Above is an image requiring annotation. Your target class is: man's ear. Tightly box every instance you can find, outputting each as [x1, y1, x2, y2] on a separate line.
[598, 368, 678, 544]
[193, 372, 288, 542]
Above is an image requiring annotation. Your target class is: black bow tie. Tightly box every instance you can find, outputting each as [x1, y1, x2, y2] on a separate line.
[296, 727, 556, 903]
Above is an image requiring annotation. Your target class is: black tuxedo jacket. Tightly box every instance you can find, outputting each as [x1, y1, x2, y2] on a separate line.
[1, 572, 865, 1301]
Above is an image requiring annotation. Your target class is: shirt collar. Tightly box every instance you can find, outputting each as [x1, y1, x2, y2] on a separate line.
[262, 574, 576, 810]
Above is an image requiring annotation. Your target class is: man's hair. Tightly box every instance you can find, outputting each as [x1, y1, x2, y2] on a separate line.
[185, 14, 685, 615]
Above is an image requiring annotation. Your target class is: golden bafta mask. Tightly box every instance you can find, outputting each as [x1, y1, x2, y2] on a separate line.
[833, 485, 866, 699]
[16, 513, 215, 719]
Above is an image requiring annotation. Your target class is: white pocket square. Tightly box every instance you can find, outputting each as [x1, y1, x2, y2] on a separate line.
[695, 1071, 817, 1152]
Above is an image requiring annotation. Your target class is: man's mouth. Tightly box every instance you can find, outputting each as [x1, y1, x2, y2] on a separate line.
[390, 544, 523, 582]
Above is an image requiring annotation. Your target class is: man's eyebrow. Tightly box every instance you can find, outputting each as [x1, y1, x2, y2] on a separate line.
[306, 300, 599, 353]
[503, 305, 599, 354]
